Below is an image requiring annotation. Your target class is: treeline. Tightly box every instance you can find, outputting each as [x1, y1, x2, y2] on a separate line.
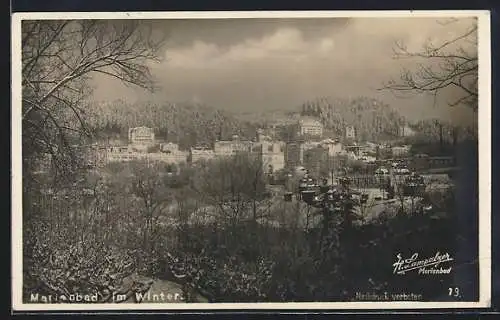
[393, 119, 477, 157]
[86, 100, 259, 149]
[407, 118, 476, 144]
[299, 96, 405, 141]
[86, 97, 475, 149]
[86, 96, 407, 148]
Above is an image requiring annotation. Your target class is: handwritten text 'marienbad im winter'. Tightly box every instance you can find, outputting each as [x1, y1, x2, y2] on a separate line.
[30, 290, 184, 303]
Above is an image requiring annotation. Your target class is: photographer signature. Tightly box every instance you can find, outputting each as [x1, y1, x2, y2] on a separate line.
[393, 252, 454, 275]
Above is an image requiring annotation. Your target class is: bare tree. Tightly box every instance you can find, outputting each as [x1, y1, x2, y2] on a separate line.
[129, 161, 170, 251]
[193, 153, 269, 227]
[22, 20, 166, 183]
[381, 19, 478, 112]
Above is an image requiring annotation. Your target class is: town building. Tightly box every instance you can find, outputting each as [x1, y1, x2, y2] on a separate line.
[319, 138, 343, 156]
[399, 125, 416, 137]
[83, 145, 109, 168]
[151, 150, 188, 165]
[344, 144, 362, 157]
[392, 145, 411, 158]
[160, 142, 179, 153]
[190, 147, 216, 163]
[303, 146, 329, 178]
[253, 141, 286, 173]
[103, 147, 188, 165]
[298, 117, 323, 137]
[95, 138, 188, 166]
[157, 142, 189, 164]
[256, 128, 274, 143]
[345, 125, 356, 140]
[284, 141, 320, 168]
[129, 126, 155, 152]
[214, 135, 253, 157]
[284, 142, 303, 169]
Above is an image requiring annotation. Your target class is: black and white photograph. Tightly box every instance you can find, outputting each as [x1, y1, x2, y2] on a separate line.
[11, 11, 491, 311]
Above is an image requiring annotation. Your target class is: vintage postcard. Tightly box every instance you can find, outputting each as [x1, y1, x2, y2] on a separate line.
[11, 10, 491, 311]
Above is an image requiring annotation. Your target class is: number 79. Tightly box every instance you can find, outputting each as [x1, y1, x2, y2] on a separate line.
[448, 287, 460, 297]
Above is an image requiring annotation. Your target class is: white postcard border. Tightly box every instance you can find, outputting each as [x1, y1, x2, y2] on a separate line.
[11, 10, 492, 311]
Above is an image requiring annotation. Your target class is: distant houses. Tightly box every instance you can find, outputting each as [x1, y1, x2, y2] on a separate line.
[391, 145, 411, 158]
[49, 122, 439, 179]
[298, 117, 323, 137]
[190, 147, 215, 163]
[213, 135, 253, 157]
[86, 127, 288, 171]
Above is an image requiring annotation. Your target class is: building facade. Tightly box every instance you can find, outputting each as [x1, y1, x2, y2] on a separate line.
[284, 142, 303, 169]
[191, 147, 216, 163]
[345, 125, 356, 140]
[100, 142, 188, 166]
[399, 125, 416, 137]
[160, 142, 179, 153]
[129, 126, 155, 145]
[254, 141, 286, 172]
[284, 141, 324, 168]
[303, 146, 329, 178]
[214, 136, 253, 157]
[105, 149, 188, 165]
[392, 145, 411, 158]
[298, 118, 323, 137]
[319, 139, 343, 156]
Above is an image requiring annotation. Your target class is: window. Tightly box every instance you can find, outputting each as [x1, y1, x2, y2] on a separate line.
[268, 145, 274, 152]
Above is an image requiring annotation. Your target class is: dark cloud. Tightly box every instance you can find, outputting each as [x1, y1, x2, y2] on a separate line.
[91, 16, 478, 125]
[151, 18, 351, 48]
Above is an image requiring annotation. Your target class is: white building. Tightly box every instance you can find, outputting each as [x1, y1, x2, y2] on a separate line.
[191, 147, 216, 163]
[392, 145, 411, 157]
[284, 141, 321, 168]
[319, 138, 343, 156]
[256, 128, 273, 142]
[358, 154, 377, 164]
[128, 126, 155, 152]
[103, 144, 188, 165]
[157, 142, 189, 164]
[151, 150, 188, 164]
[298, 117, 323, 137]
[345, 125, 356, 140]
[129, 126, 155, 144]
[214, 135, 253, 157]
[302, 141, 320, 152]
[399, 125, 416, 137]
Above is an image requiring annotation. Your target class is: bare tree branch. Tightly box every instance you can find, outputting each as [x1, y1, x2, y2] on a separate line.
[380, 19, 478, 112]
[22, 20, 167, 184]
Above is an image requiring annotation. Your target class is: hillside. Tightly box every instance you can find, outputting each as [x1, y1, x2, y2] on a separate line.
[85, 96, 408, 148]
[86, 100, 259, 149]
[298, 96, 405, 141]
[233, 96, 406, 142]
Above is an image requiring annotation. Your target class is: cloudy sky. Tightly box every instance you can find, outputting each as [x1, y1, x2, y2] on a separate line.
[92, 16, 478, 125]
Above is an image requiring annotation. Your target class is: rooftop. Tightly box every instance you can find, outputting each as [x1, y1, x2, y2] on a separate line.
[298, 117, 322, 125]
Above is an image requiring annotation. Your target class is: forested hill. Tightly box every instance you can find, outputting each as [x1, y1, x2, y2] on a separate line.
[86, 100, 259, 149]
[298, 96, 405, 141]
[86, 96, 407, 148]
